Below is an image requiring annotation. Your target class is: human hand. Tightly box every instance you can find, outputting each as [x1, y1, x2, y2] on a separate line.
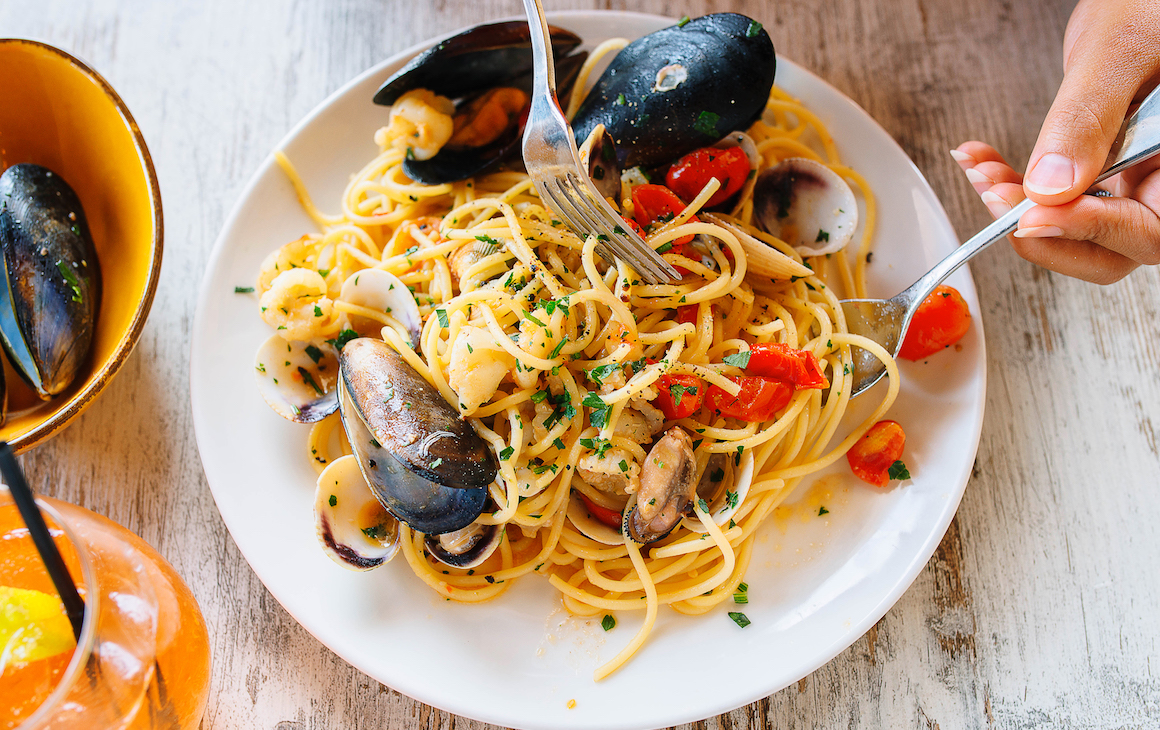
[951, 0, 1160, 284]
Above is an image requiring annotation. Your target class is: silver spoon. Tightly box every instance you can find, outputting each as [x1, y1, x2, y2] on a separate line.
[842, 83, 1160, 398]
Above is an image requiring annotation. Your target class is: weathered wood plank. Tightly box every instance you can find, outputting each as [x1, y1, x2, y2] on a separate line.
[2, 0, 1158, 728]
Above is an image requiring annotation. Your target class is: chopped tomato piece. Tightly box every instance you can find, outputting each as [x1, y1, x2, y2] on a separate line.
[654, 374, 703, 420]
[898, 285, 971, 361]
[846, 420, 907, 487]
[632, 184, 698, 246]
[578, 492, 624, 529]
[665, 146, 751, 207]
[705, 376, 793, 422]
[676, 305, 699, 326]
[622, 216, 646, 240]
[743, 343, 829, 389]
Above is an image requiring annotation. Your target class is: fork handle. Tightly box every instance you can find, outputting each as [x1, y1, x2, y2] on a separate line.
[896, 82, 1160, 312]
[522, 0, 556, 96]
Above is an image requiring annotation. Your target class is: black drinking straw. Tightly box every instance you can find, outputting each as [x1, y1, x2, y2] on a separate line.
[0, 441, 86, 640]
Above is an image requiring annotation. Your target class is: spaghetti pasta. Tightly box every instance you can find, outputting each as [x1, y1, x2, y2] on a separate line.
[255, 74, 899, 680]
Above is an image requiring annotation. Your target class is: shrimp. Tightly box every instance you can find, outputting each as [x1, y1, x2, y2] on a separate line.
[260, 268, 336, 341]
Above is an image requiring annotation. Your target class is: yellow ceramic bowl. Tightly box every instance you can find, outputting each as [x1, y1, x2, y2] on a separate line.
[0, 39, 162, 452]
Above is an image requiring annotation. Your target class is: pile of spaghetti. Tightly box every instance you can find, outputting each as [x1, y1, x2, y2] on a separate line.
[257, 72, 899, 678]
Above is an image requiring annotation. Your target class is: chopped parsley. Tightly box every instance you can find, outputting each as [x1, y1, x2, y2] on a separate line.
[327, 329, 359, 350]
[298, 367, 323, 396]
[328, 494, 337, 507]
[655, 241, 674, 254]
[618, 459, 629, 473]
[669, 383, 698, 408]
[677, 15, 691, 27]
[728, 611, 751, 628]
[499, 446, 515, 461]
[615, 93, 627, 106]
[531, 389, 549, 403]
[304, 345, 324, 364]
[888, 460, 911, 480]
[56, 261, 83, 303]
[588, 363, 621, 385]
[601, 614, 617, 631]
[579, 437, 614, 459]
[694, 110, 720, 136]
[723, 351, 751, 368]
[818, 506, 829, 516]
[816, 229, 830, 243]
[745, 20, 763, 37]
[234, 286, 255, 294]
[435, 308, 450, 328]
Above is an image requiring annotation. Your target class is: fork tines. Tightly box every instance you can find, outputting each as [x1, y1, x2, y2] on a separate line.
[537, 173, 679, 284]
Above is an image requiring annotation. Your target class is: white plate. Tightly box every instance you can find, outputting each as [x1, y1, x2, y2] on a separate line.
[191, 11, 985, 730]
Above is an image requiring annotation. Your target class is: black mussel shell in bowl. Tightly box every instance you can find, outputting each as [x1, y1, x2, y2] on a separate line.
[0, 163, 101, 404]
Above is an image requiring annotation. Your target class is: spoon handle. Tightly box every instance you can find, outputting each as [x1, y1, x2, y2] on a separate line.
[896, 82, 1160, 311]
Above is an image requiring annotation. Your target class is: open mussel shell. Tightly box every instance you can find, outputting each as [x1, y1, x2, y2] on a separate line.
[425, 521, 502, 568]
[337, 337, 497, 535]
[315, 454, 401, 571]
[373, 22, 582, 105]
[752, 157, 859, 257]
[572, 13, 775, 170]
[624, 427, 698, 544]
[0, 164, 101, 399]
[254, 335, 339, 423]
[339, 268, 422, 348]
[374, 21, 588, 185]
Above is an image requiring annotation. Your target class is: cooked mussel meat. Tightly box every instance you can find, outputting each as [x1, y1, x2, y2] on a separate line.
[0, 164, 101, 399]
[624, 426, 697, 544]
[374, 21, 589, 184]
[338, 337, 497, 535]
[572, 13, 775, 170]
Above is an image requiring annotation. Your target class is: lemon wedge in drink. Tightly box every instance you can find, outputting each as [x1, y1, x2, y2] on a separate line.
[0, 586, 76, 671]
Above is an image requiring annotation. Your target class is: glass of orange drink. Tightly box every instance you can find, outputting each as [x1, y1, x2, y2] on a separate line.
[0, 488, 211, 729]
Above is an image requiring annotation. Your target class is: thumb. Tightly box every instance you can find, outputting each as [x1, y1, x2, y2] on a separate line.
[1024, 60, 1138, 205]
[1023, 0, 1160, 206]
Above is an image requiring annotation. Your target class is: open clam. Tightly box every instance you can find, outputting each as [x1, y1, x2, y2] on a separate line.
[752, 157, 859, 257]
[254, 334, 339, 423]
[0, 163, 101, 400]
[315, 454, 400, 570]
[338, 268, 423, 348]
[337, 337, 497, 535]
[572, 13, 775, 170]
[681, 450, 755, 533]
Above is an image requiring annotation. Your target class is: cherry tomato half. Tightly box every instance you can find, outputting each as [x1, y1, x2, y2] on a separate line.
[632, 184, 698, 247]
[705, 376, 794, 422]
[743, 343, 829, 389]
[578, 492, 624, 529]
[898, 285, 971, 361]
[666, 146, 751, 207]
[846, 420, 906, 487]
[654, 374, 704, 420]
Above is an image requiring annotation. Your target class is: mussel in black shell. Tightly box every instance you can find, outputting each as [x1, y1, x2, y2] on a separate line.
[374, 21, 589, 184]
[337, 337, 497, 535]
[572, 13, 775, 170]
[0, 164, 101, 401]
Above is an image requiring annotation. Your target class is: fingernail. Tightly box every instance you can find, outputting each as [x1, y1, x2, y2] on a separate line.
[1025, 153, 1076, 195]
[949, 149, 974, 164]
[964, 168, 993, 185]
[980, 190, 1010, 218]
[1013, 225, 1063, 239]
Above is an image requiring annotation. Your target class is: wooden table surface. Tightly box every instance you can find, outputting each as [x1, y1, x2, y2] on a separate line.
[5, 0, 1160, 728]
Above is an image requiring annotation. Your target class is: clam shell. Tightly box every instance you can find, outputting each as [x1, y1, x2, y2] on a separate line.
[315, 454, 400, 571]
[254, 334, 339, 423]
[701, 213, 812, 281]
[752, 157, 859, 257]
[339, 268, 423, 349]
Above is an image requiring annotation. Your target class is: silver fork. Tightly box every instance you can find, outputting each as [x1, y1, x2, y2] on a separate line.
[519, 0, 680, 284]
[841, 81, 1160, 398]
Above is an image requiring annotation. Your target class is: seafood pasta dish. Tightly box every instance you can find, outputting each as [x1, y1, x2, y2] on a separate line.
[250, 14, 966, 679]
